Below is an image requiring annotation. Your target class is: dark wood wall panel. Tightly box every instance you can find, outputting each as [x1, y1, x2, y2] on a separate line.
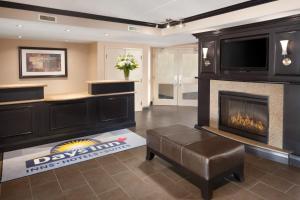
[0, 87, 44, 102]
[49, 101, 89, 130]
[90, 82, 134, 95]
[0, 106, 34, 138]
[284, 84, 300, 155]
[0, 94, 135, 152]
[194, 14, 300, 158]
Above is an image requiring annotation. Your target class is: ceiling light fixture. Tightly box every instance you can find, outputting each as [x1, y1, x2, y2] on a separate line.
[16, 24, 23, 28]
[18, 35, 22, 39]
[64, 29, 71, 32]
[178, 20, 184, 28]
[165, 18, 173, 29]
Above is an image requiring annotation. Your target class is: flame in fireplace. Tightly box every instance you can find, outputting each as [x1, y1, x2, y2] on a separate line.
[230, 112, 265, 133]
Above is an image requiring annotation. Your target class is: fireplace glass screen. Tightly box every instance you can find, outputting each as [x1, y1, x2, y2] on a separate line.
[219, 92, 269, 143]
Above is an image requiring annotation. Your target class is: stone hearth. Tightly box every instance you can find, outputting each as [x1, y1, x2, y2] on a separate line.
[209, 80, 284, 149]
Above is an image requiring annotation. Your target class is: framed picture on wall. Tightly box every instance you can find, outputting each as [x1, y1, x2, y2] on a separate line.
[19, 47, 68, 78]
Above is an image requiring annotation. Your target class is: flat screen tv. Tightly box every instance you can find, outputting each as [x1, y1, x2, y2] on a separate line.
[220, 36, 269, 72]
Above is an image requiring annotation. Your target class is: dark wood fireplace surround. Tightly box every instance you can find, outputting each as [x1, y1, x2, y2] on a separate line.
[194, 14, 300, 166]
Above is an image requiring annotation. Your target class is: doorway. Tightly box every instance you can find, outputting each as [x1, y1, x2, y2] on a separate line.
[153, 46, 198, 106]
[105, 47, 143, 111]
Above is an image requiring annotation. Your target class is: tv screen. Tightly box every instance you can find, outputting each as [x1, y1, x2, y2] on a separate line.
[220, 36, 269, 71]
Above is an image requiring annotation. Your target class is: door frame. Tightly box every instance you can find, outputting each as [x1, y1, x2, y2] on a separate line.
[104, 47, 144, 111]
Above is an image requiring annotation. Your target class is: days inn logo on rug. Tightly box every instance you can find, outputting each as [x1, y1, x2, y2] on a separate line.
[25, 137, 129, 173]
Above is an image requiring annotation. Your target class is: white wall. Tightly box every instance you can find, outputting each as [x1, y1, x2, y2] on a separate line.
[89, 42, 152, 108]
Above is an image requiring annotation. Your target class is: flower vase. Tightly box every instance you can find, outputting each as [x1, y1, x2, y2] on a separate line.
[124, 70, 130, 80]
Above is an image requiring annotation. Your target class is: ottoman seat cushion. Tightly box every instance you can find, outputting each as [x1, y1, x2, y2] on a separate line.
[147, 124, 214, 153]
[181, 136, 245, 180]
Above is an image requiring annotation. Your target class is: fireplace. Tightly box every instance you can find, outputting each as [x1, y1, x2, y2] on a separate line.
[219, 91, 269, 143]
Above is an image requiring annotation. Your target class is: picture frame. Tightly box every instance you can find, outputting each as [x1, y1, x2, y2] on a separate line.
[19, 47, 68, 78]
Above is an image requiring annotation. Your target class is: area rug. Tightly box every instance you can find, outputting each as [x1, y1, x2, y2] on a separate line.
[1, 129, 145, 182]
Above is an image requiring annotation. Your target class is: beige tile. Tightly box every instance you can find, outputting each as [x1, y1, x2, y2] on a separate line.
[123, 157, 158, 178]
[143, 172, 174, 188]
[97, 187, 131, 200]
[97, 155, 119, 166]
[244, 163, 266, 179]
[57, 173, 86, 191]
[82, 167, 108, 181]
[114, 150, 135, 161]
[102, 161, 129, 175]
[286, 185, 300, 200]
[87, 174, 117, 195]
[161, 167, 186, 182]
[112, 171, 155, 199]
[229, 175, 259, 190]
[231, 188, 263, 200]
[159, 180, 190, 199]
[274, 167, 300, 185]
[75, 159, 100, 172]
[212, 182, 240, 200]
[250, 182, 293, 200]
[31, 180, 63, 200]
[250, 158, 284, 173]
[1, 177, 32, 200]
[260, 173, 294, 192]
[63, 184, 97, 200]
[29, 170, 56, 187]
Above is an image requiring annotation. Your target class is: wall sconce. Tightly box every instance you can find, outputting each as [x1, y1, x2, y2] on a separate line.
[280, 40, 292, 66]
[202, 47, 211, 66]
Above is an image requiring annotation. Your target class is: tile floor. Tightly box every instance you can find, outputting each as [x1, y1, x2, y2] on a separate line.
[0, 106, 299, 200]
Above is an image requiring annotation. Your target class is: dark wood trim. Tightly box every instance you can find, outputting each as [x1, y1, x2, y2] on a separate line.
[166, 0, 276, 28]
[0, 1, 157, 28]
[193, 13, 300, 38]
[0, 0, 276, 29]
[18, 47, 68, 79]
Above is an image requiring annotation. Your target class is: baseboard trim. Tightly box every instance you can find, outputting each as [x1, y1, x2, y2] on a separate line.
[245, 145, 289, 165]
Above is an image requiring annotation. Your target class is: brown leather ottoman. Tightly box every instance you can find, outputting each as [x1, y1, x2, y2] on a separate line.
[146, 125, 245, 200]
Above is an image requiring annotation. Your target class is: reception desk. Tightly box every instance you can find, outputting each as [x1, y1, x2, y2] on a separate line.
[0, 81, 135, 151]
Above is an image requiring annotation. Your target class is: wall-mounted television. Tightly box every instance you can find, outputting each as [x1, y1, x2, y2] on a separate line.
[220, 35, 269, 72]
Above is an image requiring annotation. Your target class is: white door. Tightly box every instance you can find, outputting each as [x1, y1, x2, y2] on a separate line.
[178, 49, 198, 106]
[153, 49, 178, 105]
[105, 48, 143, 111]
[154, 47, 198, 106]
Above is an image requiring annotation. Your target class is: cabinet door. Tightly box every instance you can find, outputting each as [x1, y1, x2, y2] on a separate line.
[45, 100, 90, 135]
[97, 94, 134, 125]
[199, 40, 217, 75]
[0, 103, 40, 143]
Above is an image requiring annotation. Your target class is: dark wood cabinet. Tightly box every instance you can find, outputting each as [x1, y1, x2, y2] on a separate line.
[199, 39, 217, 75]
[0, 94, 135, 152]
[0, 103, 41, 143]
[274, 30, 300, 76]
[97, 94, 134, 124]
[42, 100, 92, 137]
[194, 14, 300, 82]
[194, 14, 300, 161]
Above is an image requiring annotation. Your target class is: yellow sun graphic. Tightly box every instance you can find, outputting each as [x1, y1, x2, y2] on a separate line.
[51, 139, 99, 154]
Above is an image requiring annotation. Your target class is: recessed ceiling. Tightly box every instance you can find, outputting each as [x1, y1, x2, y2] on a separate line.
[0, 18, 197, 46]
[3, 0, 248, 23]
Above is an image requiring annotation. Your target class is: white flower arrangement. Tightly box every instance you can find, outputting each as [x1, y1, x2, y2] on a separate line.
[115, 54, 139, 79]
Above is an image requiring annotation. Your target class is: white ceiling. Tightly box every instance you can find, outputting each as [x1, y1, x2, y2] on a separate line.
[4, 0, 247, 23]
[0, 18, 197, 46]
[0, 0, 299, 46]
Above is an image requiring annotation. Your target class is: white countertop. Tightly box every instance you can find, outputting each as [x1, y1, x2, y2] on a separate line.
[87, 80, 137, 84]
[0, 83, 47, 89]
